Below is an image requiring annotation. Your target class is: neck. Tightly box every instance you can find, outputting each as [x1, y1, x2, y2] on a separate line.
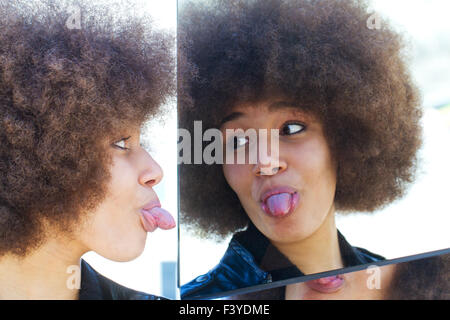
[271, 205, 343, 275]
[0, 236, 87, 300]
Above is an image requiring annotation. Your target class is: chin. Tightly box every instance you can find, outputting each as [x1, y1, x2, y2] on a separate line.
[116, 248, 146, 262]
[300, 291, 337, 300]
[99, 235, 148, 262]
[106, 247, 146, 262]
[263, 218, 311, 239]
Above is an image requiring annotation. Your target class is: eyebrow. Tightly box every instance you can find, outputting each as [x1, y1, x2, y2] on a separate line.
[219, 101, 311, 126]
[114, 135, 131, 143]
[268, 101, 294, 110]
[220, 112, 245, 126]
[269, 101, 313, 120]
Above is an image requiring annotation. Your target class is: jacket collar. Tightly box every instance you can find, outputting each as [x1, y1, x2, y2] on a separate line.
[231, 222, 379, 282]
[78, 259, 165, 300]
[79, 259, 106, 300]
[180, 223, 384, 299]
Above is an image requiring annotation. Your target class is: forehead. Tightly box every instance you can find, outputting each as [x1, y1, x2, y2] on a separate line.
[114, 123, 142, 136]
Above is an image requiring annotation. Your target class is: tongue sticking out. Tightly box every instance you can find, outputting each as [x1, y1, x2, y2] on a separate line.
[265, 193, 292, 217]
[141, 207, 176, 232]
[315, 276, 341, 285]
[306, 275, 345, 293]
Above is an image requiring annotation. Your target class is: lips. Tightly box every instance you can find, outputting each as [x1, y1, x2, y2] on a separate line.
[140, 201, 176, 232]
[305, 275, 345, 294]
[260, 186, 299, 218]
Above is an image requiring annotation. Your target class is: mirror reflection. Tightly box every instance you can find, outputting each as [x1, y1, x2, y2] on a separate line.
[178, 0, 450, 299]
[226, 252, 450, 300]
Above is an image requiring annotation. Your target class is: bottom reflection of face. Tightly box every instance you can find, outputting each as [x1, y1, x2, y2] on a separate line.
[75, 126, 165, 262]
[221, 100, 337, 245]
[286, 264, 396, 300]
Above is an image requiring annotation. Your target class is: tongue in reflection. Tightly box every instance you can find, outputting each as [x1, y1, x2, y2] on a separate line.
[266, 193, 292, 217]
[141, 207, 176, 232]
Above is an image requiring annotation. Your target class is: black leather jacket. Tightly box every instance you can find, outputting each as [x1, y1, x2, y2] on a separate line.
[79, 260, 166, 300]
[181, 223, 384, 299]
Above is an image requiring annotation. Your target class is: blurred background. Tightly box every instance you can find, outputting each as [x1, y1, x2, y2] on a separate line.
[179, 0, 450, 288]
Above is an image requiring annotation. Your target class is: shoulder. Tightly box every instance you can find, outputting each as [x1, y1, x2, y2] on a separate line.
[353, 246, 386, 263]
[337, 230, 385, 265]
[180, 239, 270, 299]
[80, 259, 167, 300]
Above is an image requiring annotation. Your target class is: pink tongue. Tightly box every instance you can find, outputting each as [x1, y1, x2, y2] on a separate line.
[315, 276, 340, 285]
[142, 207, 176, 231]
[266, 193, 292, 216]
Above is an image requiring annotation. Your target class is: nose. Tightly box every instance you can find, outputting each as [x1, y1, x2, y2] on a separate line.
[138, 150, 163, 188]
[253, 158, 287, 176]
[252, 136, 287, 176]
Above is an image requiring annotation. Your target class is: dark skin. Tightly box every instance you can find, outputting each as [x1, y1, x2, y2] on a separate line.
[285, 264, 396, 300]
[0, 128, 169, 299]
[221, 100, 342, 275]
[178, 0, 422, 239]
[0, 0, 174, 299]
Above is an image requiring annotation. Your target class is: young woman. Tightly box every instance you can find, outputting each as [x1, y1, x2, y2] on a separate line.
[0, 0, 175, 299]
[178, 0, 422, 299]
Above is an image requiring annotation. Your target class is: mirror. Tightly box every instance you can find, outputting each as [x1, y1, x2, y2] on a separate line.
[177, 0, 450, 299]
[225, 251, 450, 300]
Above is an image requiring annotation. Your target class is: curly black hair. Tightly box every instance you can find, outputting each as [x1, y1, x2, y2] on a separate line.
[388, 253, 450, 299]
[0, 0, 174, 257]
[178, 0, 422, 239]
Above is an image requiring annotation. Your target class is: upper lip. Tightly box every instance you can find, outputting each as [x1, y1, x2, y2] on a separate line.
[259, 185, 298, 203]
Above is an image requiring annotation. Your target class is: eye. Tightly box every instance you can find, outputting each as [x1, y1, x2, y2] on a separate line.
[280, 122, 305, 136]
[113, 136, 131, 150]
[230, 135, 248, 150]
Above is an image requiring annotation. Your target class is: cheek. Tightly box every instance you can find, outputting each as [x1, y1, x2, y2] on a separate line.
[78, 155, 146, 261]
[292, 138, 337, 198]
[222, 164, 251, 196]
[100, 156, 141, 225]
[317, 145, 337, 194]
[108, 158, 137, 199]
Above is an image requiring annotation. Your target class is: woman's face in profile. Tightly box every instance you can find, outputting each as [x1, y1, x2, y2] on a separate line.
[221, 100, 337, 244]
[75, 126, 167, 262]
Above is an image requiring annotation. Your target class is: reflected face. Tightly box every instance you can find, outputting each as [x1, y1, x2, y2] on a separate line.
[77, 126, 167, 262]
[221, 100, 337, 244]
[286, 264, 396, 300]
